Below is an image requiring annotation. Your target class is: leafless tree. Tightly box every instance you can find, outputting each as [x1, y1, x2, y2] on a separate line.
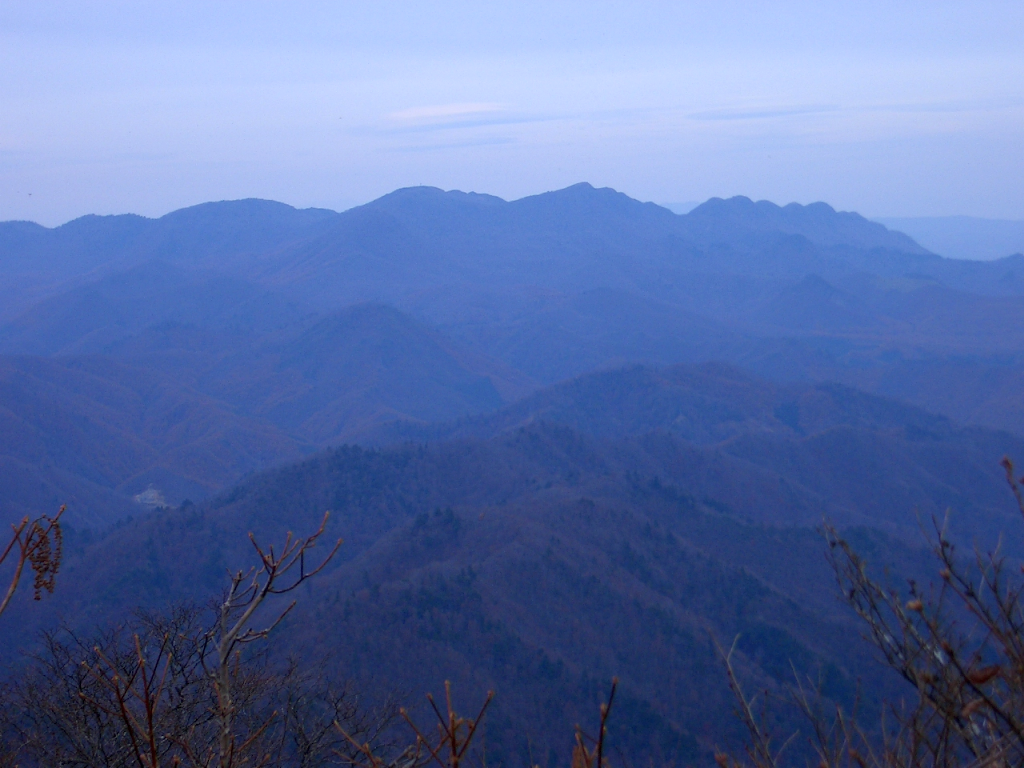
[203, 512, 341, 768]
[336, 681, 493, 768]
[274, 660, 403, 768]
[571, 678, 617, 768]
[717, 457, 1024, 768]
[336, 678, 620, 768]
[2, 605, 399, 768]
[0, 511, 399, 768]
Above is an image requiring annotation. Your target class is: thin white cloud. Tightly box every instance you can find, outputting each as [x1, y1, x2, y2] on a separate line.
[391, 136, 515, 152]
[689, 104, 839, 121]
[389, 103, 504, 122]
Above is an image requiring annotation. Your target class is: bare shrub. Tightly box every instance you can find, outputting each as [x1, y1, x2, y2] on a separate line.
[0, 512, 401, 768]
[718, 457, 1024, 768]
[338, 681, 492, 768]
[1, 605, 399, 768]
[571, 678, 617, 768]
[338, 679, 620, 768]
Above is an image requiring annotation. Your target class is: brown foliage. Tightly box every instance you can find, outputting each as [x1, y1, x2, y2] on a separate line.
[0, 505, 64, 618]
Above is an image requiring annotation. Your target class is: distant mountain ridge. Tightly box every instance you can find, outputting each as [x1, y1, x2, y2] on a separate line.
[0, 302, 529, 526]
[0, 185, 948, 309]
[4, 183, 1024, 526]
[687, 196, 930, 253]
[0, 260, 309, 355]
[369, 362, 954, 444]
[367, 361, 1023, 542]
[0, 198, 336, 272]
[0, 199, 337, 321]
[4, 185, 1024, 762]
[8, 185, 1021, 326]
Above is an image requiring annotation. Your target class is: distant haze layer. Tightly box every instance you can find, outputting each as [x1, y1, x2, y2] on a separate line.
[876, 216, 1024, 261]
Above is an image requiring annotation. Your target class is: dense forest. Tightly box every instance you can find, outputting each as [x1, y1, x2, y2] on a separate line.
[3, 185, 1024, 765]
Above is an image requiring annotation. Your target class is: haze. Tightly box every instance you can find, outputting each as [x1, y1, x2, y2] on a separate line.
[3, 1, 1023, 226]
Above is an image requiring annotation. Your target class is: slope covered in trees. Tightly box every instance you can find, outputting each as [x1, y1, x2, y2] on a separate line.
[3, 363, 1021, 764]
[3, 184, 1024, 764]
[3, 184, 1024, 528]
[0, 302, 526, 527]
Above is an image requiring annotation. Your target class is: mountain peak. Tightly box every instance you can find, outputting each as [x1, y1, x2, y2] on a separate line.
[511, 183, 677, 223]
[367, 186, 507, 211]
[160, 197, 331, 219]
[685, 196, 931, 253]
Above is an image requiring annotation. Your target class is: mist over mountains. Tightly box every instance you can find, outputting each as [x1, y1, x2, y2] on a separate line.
[3, 184, 1024, 763]
[876, 215, 1024, 262]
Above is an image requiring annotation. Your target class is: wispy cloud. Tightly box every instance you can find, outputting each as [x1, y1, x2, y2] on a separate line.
[391, 136, 516, 152]
[689, 104, 839, 121]
[860, 97, 1024, 115]
[389, 102, 504, 122]
[361, 103, 553, 137]
[686, 97, 1023, 125]
[381, 115, 545, 135]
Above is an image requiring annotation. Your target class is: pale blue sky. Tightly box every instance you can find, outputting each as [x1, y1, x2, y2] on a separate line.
[2, 1, 1023, 225]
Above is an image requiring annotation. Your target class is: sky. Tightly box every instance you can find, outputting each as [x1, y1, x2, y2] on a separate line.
[2, 1, 1023, 226]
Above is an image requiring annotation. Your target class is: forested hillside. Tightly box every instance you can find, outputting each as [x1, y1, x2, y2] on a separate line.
[4, 361, 1023, 763]
[3, 185, 1024, 765]
[3, 185, 1024, 528]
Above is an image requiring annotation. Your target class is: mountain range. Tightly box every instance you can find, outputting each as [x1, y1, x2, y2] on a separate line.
[3, 184, 1024, 527]
[4, 360, 1021, 764]
[3, 184, 1024, 763]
